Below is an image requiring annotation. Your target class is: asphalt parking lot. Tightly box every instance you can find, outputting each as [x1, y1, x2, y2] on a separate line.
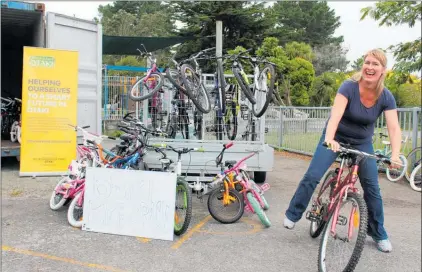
[1, 152, 421, 272]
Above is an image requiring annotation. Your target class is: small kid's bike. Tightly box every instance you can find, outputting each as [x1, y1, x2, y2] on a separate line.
[207, 142, 271, 227]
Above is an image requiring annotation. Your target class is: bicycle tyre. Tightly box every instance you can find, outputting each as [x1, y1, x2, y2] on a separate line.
[164, 68, 188, 95]
[409, 163, 421, 192]
[174, 178, 192, 236]
[310, 170, 336, 238]
[252, 64, 275, 118]
[217, 59, 227, 113]
[180, 64, 212, 114]
[179, 105, 190, 140]
[386, 154, 407, 182]
[233, 68, 256, 105]
[67, 191, 84, 228]
[405, 146, 421, 182]
[129, 72, 164, 102]
[246, 192, 271, 227]
[318, 192, 368, 272]
[207, 187, 244, 224]
[49, 176, 71, 211]
[224, 100, 238, 140]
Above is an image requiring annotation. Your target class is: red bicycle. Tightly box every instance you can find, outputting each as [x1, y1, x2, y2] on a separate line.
[306, 141, 392, 272]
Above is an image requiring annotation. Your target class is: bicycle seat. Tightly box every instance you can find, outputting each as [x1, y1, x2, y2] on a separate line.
[120, 134, 134, 141]
[225, 160, 237, 167]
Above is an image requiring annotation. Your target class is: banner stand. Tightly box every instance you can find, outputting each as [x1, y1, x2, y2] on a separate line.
[19, 46, 79, 177]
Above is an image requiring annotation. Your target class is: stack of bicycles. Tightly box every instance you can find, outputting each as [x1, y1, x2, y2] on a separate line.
[127, 44, 276, 141]
[49, 111, 272, 235]
[1, 96, 22, 143]
[372, 131, 421, 192]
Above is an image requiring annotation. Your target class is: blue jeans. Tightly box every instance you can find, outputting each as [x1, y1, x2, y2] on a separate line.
[285, 133, 388, 240]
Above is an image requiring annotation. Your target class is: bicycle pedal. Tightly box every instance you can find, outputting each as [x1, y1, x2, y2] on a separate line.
[305, 210, 320, 222]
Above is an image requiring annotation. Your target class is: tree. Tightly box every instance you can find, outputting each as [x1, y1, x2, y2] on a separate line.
[256, 37, 315, 106]
[96, 2, 175, 67]
[170, 1, 273, 65]
[309, 72, 336, 106]
[268, 1, 343, 47]
[360, 1, 421, 73]
[351, 56, 364, 71]
[312, 43, 349, 75]
[397, 82, 421, 107]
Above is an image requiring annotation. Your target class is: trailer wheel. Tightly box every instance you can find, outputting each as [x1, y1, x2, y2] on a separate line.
[254, 171, 266, 184]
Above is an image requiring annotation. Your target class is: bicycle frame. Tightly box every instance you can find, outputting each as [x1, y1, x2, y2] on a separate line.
[317, 154, 362, 239]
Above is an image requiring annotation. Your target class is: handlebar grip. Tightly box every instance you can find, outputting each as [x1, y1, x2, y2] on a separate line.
[322, 142, 329, 148]
[196, 147, 205, 152]
[82, 126, 90, 129]
[224, 142, 234, 149]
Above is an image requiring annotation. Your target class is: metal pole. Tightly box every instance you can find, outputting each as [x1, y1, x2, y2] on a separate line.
[412, 107, 419, 150]
[216, 20, 223, 58]
[279, 106, 284, 148]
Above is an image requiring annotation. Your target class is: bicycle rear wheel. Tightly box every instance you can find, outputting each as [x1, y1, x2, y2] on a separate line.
[318, 192, 368, 272]
[224, 100, 238, 140]
[129, 72, 164, 102]
[174, 178, 192, 236]
[252, 64, 275, 118]
[233, 68, 256, 105]
[310, 170, 336, 238]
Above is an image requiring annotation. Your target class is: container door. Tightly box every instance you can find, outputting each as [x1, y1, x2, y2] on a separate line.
[46, 12, 102, 134]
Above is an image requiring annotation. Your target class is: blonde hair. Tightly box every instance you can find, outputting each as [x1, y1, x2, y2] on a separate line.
[350, 48, 387, 98]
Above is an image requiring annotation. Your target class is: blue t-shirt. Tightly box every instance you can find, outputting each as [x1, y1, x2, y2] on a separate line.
[325, 80, 397, 145]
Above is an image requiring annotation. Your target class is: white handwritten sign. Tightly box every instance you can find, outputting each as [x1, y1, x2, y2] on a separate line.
[82, 167, 177, 241]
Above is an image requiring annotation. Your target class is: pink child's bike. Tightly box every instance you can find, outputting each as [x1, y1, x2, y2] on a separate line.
[207, 142, 271, 227]
[49, 159, 86, 214]
[128, 44, 165, 102]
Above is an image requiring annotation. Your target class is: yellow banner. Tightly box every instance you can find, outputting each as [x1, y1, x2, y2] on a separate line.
[20, 47, 78, 175]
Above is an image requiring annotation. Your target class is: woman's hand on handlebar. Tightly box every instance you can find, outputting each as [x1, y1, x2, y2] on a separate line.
[324, 139, 340, 153]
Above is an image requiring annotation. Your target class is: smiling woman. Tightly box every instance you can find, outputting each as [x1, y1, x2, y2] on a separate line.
[283, 48, 403, 256]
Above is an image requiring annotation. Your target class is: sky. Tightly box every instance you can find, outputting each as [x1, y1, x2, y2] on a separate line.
[37, 1, 421, 71]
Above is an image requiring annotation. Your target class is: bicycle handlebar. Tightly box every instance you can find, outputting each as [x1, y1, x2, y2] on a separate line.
[150, 143, 205, 154]
[322, 142, 394, 165]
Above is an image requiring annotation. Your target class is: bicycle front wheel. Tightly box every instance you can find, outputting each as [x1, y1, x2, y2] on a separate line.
[207, 186, 244, 224]
[174, 178, 192, 236]
[318, 192, 368, 272]
[129, 72, 164, 102]
[252, 64, 275, 118]
[246, 192, 271, 227]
